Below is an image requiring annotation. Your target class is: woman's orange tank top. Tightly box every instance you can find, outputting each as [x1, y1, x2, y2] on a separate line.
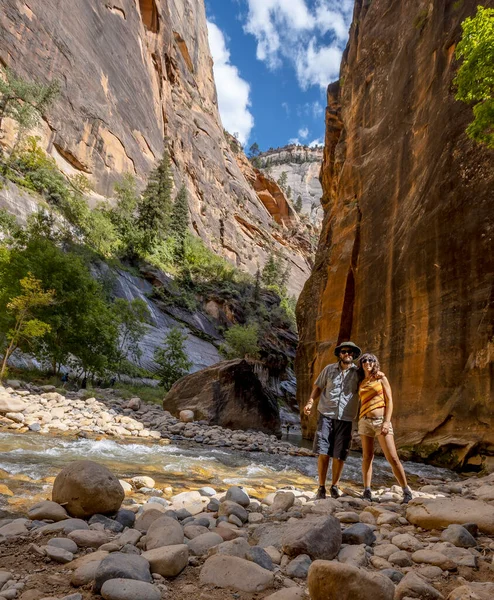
[359, 379, 386, 418]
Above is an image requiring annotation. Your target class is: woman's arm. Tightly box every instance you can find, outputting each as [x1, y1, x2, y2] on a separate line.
[381, 376, 393, 435]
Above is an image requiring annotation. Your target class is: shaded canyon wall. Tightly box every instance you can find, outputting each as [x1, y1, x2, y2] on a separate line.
[297, 0, 494, 469]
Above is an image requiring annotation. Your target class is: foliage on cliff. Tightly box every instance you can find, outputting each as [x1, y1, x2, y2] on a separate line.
[455, 6, 494, 148]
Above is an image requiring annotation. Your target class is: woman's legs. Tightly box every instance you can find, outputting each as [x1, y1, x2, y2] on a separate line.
[377, 433, 408, 488]
[360, 435, 375, 488]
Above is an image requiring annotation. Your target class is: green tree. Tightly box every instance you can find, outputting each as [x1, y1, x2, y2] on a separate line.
[107, 173, 142, 258]
[220, 323, 260, 359]
[0, 234, 119, 375]
[137, 150, 174, 254]
[0, 68, 59, 136]
[0, 273, 54, 379]
[455, 6, 494, 148]
[248, 142, 260, 158]
[286, 185, 292, 199]
[170, 184, 189, 262]
[154, 327, 192, 391]
[277, 171, 288, 192]
[294, 195, 303, 213]
[112, 298, 150, 370]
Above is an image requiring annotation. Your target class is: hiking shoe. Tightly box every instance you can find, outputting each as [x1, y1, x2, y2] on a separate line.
[315, 485, 326, 500]
[330, 485, 341, 499]
[402, 488, 413, 504]
[362, 488, 373, 502]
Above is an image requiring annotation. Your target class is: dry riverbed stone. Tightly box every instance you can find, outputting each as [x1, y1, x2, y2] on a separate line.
[94, 553, 153, 593]
[28, 500, 68, 522]
[142, 544, 188, 577]
[52, 460, 124, 518]
[308, 560, 395, 600]
[282, 515, 342, 560]
[101, 578, 160, 600]
[200, 555, 274, 593]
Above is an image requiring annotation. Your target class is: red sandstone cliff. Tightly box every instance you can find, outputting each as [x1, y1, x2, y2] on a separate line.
[0, 0, 311, 294]
[297, 0, 494, 470]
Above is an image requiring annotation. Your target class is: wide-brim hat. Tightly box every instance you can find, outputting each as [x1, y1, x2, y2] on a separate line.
[334, 341, 362, 359]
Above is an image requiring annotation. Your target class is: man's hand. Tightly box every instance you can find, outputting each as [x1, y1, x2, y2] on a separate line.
[381, 421, 390, 436]
[304, 399, 314, 416]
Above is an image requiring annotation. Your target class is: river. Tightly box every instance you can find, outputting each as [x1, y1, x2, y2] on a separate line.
[0, 431, 458, 514]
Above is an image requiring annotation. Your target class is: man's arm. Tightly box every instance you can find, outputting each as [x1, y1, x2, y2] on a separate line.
[304, 384, 322, 415]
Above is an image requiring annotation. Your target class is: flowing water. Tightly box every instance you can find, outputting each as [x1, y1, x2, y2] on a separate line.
[0, 431, 457, 514]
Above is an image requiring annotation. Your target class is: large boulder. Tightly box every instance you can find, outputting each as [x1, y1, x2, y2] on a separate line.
[0, 394, 27, 413]
[163, 359, 281, 435]
[406, 498, 494, 535]
[282, 515, 342, 560]
[52, 460, 124, 518]
[308, 560, 395, 600]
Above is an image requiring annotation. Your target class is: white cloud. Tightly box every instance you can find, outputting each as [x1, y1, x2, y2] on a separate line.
[309, 137, 323, 147]
[207, 21, 254, 145]
[242, 0, 353, 90]
[281, 101, 290, 116]
[298, 127, 309, 139]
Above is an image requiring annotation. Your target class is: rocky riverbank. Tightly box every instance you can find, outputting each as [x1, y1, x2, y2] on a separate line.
[0, 383, 310, 457]
[0, 458, 493, 600]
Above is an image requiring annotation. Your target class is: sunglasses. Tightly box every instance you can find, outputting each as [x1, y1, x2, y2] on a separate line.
[361, 358, 376, 364]
[339, 350, 353, 355]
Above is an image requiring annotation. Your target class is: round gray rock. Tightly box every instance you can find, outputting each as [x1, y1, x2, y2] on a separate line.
[101, 578, 160, 600]
[282, 516, 342, 560]
[93, 553, 153, 594]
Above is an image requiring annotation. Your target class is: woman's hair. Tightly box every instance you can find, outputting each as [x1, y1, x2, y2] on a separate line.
[357, 352, 380, 382]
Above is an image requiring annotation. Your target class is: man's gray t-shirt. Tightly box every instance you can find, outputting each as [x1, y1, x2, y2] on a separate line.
[314, 363, 360, 421]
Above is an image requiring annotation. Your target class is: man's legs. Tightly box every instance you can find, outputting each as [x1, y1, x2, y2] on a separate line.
[318, 454, 330, 487]
[331, 458, 345, 486]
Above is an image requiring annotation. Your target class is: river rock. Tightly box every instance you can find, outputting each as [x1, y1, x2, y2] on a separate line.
[101, 579, 160, 600]
[145, 516, 184, 550]
[308, 560, 395, 600]
[44, 545, 73, 563]
[389, 550, 413, 567]
[395, 572, 444, 599]
[440, 524, 477, 548]
[218, 500, 248, 523]
[269, 491, 295, 514]
[135, 509, 165, 532]
[225, 486, 250, 507]
[0, 395, 27, 413]
[52, 460, 124, 518]
[212, 537, 250, 558]
[200, 555, 274, 592]
[68, 529, 112, 549]
[89, 514, 124, 533]
[411, 549, 457, 570]
[285, 554, 311, 578]
[179, 409, 194, 422]
[131, 476, 155, 490]
[342, 523, 376, 546]
[28, 500, 68, 522]
[187, 531, 223, 556]
[392, 533, 424, 552]
[184, 524, 209, 539]
[406, 498, 494, 534]
[447, 583, 494, 600]
[94, 553, 153, 593]
[282, 516, 342, 560]
[141, 544, 188, 577]
[71, 561, 102, 586]
[338, 545, 368, 567]
[246, 546, 274, 571]
[0, 519, 28, 537]
[47, 537, 78, 553]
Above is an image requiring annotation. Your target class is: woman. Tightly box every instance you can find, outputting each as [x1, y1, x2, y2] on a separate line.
[357, 353, 412, 503]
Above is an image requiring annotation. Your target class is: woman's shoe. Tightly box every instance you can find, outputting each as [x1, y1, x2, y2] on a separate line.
[402, 488, 413, 504]
[362, 488, 373, 502]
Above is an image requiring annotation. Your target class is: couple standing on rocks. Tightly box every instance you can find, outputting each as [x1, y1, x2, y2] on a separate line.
[304, 341, 413, 504]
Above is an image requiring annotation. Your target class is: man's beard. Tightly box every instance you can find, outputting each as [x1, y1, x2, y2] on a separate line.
[341, 356, 353, 364]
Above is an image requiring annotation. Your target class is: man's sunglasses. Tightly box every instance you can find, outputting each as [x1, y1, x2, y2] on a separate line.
[361, 358, 376, 364]
[339, 350, 353, 355]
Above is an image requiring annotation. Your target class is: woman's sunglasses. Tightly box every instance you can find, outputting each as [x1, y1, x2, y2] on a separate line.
[361, 358, 376, 364]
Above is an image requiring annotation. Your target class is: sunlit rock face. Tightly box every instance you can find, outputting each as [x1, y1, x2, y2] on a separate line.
[0, 0, 312, 295]
[296, 0, 494, 469]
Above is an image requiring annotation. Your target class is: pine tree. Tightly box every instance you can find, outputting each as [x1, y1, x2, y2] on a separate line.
[277, 171, 288, 192]
[286, 185, 292, 199]
[137, 150, 173, 254]
[155, 327, 192, 391]
[294, 195, 303, 213]
[170, 184, 189, 262]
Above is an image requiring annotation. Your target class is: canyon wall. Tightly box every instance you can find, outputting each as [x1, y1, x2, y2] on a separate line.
[0, 0, 311, 294]
[297, 0, 494, 469]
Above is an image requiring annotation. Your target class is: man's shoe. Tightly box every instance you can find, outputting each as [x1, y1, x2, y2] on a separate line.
[315, 485, 326, 500]
[402, 488, 413, 504]
[330, 485, 341, 499]
[362, 488, 372, 502]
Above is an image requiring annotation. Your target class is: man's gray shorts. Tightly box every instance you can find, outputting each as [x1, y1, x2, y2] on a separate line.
[313, 413, 352, 460]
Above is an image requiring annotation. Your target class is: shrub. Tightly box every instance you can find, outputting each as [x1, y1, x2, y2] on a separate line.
[220, 323, 260, 359]
[154, 327, 192, 391]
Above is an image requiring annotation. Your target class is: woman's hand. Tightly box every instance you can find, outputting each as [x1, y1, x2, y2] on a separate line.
[381, 421, 390, 436]
[304, 399, 314, 416]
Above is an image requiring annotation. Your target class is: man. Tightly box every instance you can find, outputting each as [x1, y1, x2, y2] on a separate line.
[304, 341, 362, 500]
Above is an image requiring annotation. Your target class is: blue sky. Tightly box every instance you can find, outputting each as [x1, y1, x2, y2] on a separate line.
[205, 0, 354, 151]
